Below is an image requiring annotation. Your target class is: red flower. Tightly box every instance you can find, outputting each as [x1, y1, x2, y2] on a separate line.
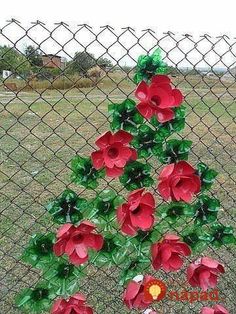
[158, 161, 201, 202]
[187, 257, 225, 291]
[117, 188, 155, 236]
[151, 234, 191, 272]
[135, 75, 183, 123]
[123, 275, 155, 309]
[201, 304, 229, 314]
[51, 292, 93, 314]
[53, 221, 104, 265]
[91, 130, 137, 177]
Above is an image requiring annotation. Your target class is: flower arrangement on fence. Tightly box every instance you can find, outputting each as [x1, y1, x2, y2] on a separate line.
[16, 49, 235, 313]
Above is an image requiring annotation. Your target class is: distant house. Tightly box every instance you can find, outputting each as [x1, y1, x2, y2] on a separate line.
[42, 54, 62, 69]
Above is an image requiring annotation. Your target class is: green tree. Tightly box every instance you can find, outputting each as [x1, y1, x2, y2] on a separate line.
[25, 45, 42, 67]
[97, 57, 113, 68]
[0, 45, 31, 77]
[121, 65, 133, 73]
[68, 51, 96, 75]
[67, 52, 113, 75]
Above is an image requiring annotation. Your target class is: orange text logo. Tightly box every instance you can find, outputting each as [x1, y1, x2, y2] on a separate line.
[144, 279, 167, 302]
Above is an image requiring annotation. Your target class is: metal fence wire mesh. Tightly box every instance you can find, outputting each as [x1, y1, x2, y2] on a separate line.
[0, 20, 235, 314]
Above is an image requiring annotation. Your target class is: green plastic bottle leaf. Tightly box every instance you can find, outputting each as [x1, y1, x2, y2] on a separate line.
[119, 161, 154, 190]
[21, 233, 56, 269]
[133, 49, 168, 83]
[108, 99, 143, 135]
[159, 139, 192, 164]
[181, 226, 212, 254]
[46, 189, 87, 224]
[15, 283, 55, 313]
[193, 195, 220, 225]
[197, 162, 218, 191]
[71, 156, 105, 189]
[209, 223, 236, 247]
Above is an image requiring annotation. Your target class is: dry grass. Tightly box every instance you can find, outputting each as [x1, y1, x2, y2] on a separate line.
[1, 74, 96, 92]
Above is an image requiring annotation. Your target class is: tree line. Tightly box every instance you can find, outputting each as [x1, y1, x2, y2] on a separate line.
[0, 45, 113, 79]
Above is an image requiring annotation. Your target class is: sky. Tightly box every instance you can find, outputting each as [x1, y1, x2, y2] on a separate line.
[1, 0, 236, 68]
[1, 0, 236, 36]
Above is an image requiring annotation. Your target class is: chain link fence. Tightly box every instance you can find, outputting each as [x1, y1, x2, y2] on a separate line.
[0, 20, 235, 313]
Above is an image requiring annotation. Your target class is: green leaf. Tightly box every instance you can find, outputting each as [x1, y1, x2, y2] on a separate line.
[108, 99, 143, 135]
[149, 229, 162, 243]
[197, 163, 218, 191]
[131, 124, 163, 158]
[119, 161, 154, 190]
[88, 190, 124, 229]
[158, 139, 192, 164]
[15, 283, 55, 313]
[92, 252, 110, 267]
[21, 233, 56, 269]
[71, 156, 105, 189]
[197, 162, 208, 176]
[133, 49, 168, 83]
[222, 234, 236, 245]
[193, 195, 220, 225]
[42, 259, 85, 296]
[112, 246, 130, 265]
[182, 226, 212, 254]
[98, 189, 116, 202]
[175, 105, 186, 119]
[157, 202, 195, 224]
[46, 189, 87, 224]
[209, 223, 236, 247]
[15, 290, 32, 307]
[119, 258, 150, 285]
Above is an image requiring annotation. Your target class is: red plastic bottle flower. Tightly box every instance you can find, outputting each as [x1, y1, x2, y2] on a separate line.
[135, 75, 183, 122]
[53, 221, 104, 265]
[151, 234, 191, 272]
[123, 275, 155, 309]
[91, 130, 137, 177]
[117, 188, 155, 236]
[187, 257, 225, 291]
[201, 304, 229, 314]
[51, 292, 93, 314]
[158, 161, 201, 202]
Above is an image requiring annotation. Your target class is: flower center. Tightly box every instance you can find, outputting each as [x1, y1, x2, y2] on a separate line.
[73, 234, 84, 244]
[214, 229, 224, 241]
[61, 200, 77, 214]
[137, 230, 149, 241]
[31, 288, 48, 301]
[151, 95, 161, 108]
[132, 206, 141, 215]
[196, 203, 209, 219]
[57, 263, 74, 278]
[37, 240, 53, 255]
[183, 233, 198, 245]
[107, 147, 119, 159]
[168, 206, 183, 217]
[102, 201, 112, 214]
[102, 238, 115, 253]
[130, 261, 137, 269]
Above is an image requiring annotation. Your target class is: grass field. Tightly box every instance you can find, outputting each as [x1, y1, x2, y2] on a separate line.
[0, 73, 235, 313]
